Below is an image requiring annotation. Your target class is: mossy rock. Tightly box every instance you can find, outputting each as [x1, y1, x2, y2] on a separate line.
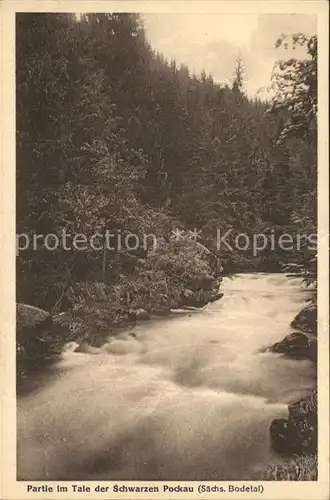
[270, 390, 317, 456]
[17, 303, 51, 332]
[17, 303, 69, 383]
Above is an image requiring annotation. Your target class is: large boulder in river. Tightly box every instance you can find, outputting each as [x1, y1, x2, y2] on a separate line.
[270, 418, 303, 455]
[288, 389, 317, 419]
[269, 332, 316, 362]
[17, 303, 69, 380]
[291, 303, 317, 335]
[270, 390, 317, 456]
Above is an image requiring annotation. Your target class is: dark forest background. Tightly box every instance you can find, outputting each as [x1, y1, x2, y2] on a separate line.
[16, 13, 317, 330]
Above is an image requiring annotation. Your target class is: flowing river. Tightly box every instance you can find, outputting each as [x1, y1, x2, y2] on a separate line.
[17, 273, 316, 481]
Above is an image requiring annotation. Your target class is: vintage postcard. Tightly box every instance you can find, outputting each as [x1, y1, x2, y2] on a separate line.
[0, 1, 329, 499]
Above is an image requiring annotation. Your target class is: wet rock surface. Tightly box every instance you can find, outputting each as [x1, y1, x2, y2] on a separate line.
[270, 390, 317, 456]
[268, 294, 317, 465]
[17, 303, 69, 389]
[268, 331, 317, 362]
[291, 303, 317, 335]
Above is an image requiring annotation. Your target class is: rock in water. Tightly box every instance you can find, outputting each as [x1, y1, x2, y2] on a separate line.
[270, 391, 317, 456]
[288, 389, 317, 419]
[209, 291, 224, 303]
[291, 303, 317, 335]
[268, 332, 316, 362]
[307, 339, 317, 363]
[270, 418, 302, 455]
[16, 303, 51, 331]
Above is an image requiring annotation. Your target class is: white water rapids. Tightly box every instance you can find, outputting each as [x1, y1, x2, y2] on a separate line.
[17, 273, 316, 481]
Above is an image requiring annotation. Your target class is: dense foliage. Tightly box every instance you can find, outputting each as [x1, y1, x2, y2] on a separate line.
[16, 14, 317, 319]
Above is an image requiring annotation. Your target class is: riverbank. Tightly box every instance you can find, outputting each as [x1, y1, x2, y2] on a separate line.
[265, 296, 318, 480]
[16, 270, 223, 393]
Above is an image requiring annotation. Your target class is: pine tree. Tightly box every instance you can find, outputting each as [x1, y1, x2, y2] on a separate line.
[232, 54, 245, 94]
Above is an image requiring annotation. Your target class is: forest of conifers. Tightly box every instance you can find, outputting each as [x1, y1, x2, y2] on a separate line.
[16, 13, 317, 334]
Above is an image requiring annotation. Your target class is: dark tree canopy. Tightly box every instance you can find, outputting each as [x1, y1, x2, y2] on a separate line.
[16, 14, 317, 313]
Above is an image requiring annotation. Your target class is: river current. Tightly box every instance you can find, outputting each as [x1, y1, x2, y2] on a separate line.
[17, 273, 316, 480]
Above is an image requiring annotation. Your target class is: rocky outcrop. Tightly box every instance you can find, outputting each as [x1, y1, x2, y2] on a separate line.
[270, 390, 317, 456]
[291, 303, 317, 335]
[17, 303, 69, 381]
[268, 332, 317, 362]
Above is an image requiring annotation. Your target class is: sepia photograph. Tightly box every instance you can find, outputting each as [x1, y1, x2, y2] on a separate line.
[0, 1, 328, 497]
